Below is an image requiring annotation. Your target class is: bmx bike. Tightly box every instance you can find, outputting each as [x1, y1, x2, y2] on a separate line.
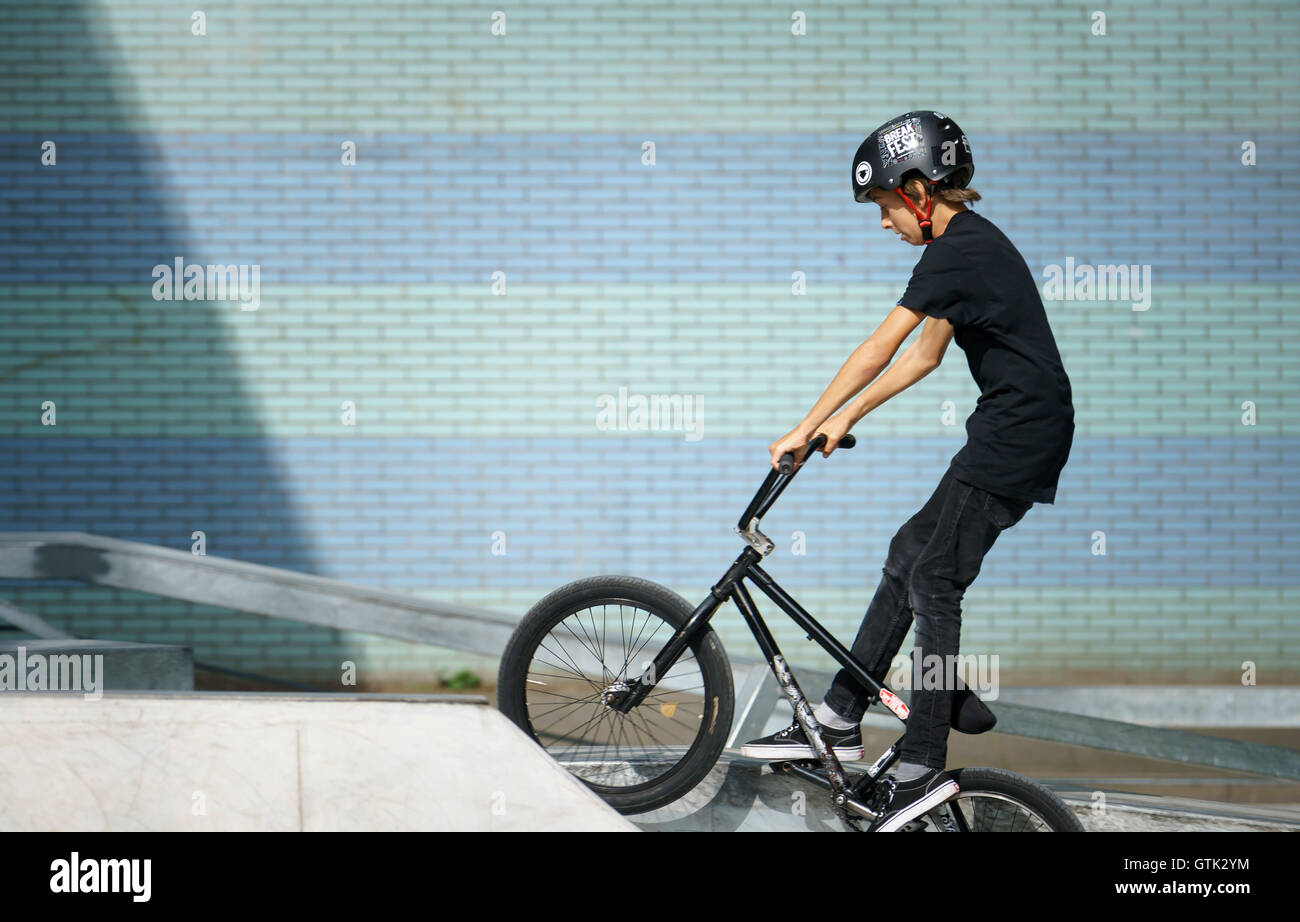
[497, 434, 1085, 832]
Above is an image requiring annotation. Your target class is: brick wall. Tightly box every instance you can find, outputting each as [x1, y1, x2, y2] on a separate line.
[1, 1, 1296, 685]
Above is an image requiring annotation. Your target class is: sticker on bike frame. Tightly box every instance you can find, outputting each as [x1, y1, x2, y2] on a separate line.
[879, 688, 910, 719]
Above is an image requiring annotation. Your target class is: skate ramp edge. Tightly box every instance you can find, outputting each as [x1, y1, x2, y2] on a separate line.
[0, 692, 637, 832]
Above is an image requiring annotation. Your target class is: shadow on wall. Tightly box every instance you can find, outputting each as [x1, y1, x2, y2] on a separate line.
[0, 1, 342, 683]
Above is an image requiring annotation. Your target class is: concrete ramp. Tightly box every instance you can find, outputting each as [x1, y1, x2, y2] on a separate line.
[0, 692, 636, 832]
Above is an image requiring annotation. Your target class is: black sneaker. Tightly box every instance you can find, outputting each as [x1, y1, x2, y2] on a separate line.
[863, 767, 960, 832]
[738, 716, 864, 761]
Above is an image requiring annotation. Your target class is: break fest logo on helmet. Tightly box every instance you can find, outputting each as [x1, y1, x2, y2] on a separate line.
[878, 117, 925, 167]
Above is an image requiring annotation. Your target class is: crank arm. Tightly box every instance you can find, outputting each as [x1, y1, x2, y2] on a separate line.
[775, 760, 881, 822]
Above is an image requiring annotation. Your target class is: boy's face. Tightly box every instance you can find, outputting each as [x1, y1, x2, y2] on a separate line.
[867, 187, 926, 246]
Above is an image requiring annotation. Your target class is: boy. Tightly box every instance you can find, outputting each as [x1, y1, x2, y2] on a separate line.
[740, 110, 1075, 831]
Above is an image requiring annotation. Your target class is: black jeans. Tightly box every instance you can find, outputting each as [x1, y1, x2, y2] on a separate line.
[821, 465, 1032, 770]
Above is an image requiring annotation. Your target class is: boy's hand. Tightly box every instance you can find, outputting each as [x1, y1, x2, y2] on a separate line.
[769, 427, 814, 471]
[813, 415, 855, 458]
[770, 417, 856, 470]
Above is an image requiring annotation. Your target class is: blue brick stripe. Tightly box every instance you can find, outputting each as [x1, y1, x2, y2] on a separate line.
[3, 436, 1296, 588]
[0, 132, 1295, 284]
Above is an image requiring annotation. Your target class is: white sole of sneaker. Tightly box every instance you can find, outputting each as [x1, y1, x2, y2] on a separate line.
[872, 779, 960, 832]
[738, 744, 866, 761]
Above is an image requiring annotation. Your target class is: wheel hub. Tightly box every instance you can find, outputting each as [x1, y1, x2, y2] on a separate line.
[600, 681, 631, 709]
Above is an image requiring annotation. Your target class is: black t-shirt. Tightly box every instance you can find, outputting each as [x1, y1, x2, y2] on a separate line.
[899, 209, 1074, 505]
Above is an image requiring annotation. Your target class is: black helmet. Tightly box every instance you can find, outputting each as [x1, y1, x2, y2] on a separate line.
[851, 110, 974, 242]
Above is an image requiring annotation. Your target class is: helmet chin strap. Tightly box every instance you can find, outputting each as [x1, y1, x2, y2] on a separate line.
[896, 181, 937, 243]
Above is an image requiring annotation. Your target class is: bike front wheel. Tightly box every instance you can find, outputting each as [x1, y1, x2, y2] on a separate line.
[497, 575, 735, 815]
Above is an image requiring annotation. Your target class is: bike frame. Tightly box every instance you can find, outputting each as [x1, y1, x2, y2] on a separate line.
[609, 435, 919, 825]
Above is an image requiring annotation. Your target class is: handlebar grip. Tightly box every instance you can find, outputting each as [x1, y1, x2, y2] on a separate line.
[777, 433, 856, 475]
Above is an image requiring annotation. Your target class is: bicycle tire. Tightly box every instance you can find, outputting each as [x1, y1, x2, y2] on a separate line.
[497, 574, 735, 815]
[940, 766, 1086, 831]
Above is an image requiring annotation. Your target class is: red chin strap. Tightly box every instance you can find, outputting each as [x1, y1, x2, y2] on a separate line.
[896, 181, 937, 243]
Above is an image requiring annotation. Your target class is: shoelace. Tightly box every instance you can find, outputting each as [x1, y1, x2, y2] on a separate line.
[780, 718, 853, 741]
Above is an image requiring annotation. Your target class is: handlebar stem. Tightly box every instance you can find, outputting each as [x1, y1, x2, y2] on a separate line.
[733, 433, 855, 550]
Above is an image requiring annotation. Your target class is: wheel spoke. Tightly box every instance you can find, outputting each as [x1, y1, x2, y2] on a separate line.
[557, 618, 607, 674]
[618, 606, 660, 678]
[955, 792, 1054, 831]
[551, 700, 621, 765]
[528, 694, 603, 727]
[535, 638, 601, 691]
[623, 617, 670, 677]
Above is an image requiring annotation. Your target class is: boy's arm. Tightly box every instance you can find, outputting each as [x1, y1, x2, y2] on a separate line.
[795, 306, 926, 434]
[838, 312, 954, 426]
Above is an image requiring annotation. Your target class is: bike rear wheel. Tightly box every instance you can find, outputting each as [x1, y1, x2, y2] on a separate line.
[497, 575, 735, 815]
[917, 766, 1085, 831]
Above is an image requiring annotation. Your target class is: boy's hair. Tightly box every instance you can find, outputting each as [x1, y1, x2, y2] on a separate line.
[901, 169, 982, 204]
